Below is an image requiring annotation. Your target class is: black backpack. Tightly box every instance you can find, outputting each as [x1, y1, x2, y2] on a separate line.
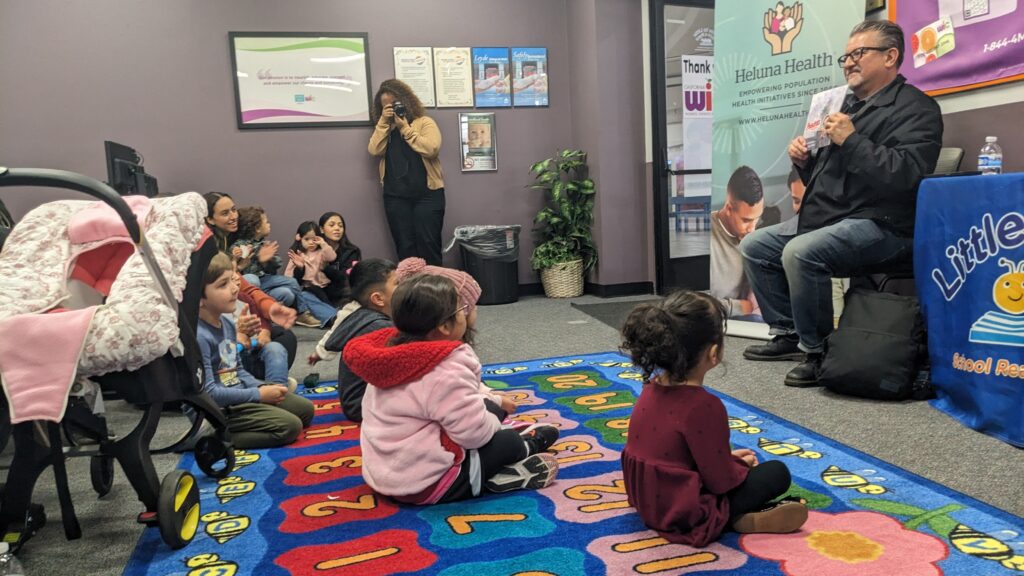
[819, 288, 933, 400]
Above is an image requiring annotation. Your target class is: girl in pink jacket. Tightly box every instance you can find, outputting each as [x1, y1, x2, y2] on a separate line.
[344, 273, 559, 504]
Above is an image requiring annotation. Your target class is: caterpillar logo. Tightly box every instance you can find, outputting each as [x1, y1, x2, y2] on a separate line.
[969, 258, 1024, 347]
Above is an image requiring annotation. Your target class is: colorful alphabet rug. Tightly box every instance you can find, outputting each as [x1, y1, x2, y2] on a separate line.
[125, 352, 1024, 576]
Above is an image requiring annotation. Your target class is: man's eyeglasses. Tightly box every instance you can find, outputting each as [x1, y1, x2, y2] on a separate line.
[838, 46, 891, 66]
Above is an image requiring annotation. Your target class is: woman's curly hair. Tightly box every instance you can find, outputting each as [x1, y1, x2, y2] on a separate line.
[235, 206, 266, 241]
[371, 79, 426, 123]
[620, 291, 727, 384]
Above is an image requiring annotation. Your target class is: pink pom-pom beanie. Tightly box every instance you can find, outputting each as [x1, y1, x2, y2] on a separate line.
[395, 258, 482, 314]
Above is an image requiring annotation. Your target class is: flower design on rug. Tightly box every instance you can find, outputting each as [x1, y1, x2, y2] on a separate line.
[740, 510, 948, 576]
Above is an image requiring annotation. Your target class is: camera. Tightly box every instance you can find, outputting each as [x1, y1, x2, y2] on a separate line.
[392, 101, 407, 119]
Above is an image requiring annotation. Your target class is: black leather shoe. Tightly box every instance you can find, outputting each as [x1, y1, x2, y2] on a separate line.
[743, 335, 803, 361]
[785, 354, 823, 387]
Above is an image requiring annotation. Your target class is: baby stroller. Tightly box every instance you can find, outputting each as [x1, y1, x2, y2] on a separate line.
[0, 167, 234, 551]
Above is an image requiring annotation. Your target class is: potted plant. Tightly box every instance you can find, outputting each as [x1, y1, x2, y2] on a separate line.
[527, 148, 597, 298]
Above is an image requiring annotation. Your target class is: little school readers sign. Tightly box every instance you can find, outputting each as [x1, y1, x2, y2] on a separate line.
[915, 173, 1024, 447]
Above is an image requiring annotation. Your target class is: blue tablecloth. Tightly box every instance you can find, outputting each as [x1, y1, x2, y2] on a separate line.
[915, 172, 1024, 447]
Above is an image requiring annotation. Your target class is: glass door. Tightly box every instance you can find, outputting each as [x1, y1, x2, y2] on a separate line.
[651, 0, 714, 292]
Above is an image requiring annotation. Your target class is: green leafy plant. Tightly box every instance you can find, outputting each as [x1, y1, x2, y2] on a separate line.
[527, 149, 597, 272]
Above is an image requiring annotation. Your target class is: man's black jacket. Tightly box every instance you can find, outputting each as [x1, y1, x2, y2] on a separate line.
[797, 74, 943, 237]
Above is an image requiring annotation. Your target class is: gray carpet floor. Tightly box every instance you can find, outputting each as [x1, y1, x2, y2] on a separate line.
[4, 294, 1022, 576]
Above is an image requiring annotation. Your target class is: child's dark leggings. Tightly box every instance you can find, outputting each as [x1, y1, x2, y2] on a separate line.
[726, 460, 792, 523]
[437, 400, 525, 502]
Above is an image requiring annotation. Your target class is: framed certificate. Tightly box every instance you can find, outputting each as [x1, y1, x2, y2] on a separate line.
[433, 47, 474, 108]
[229, 32, 373, 129]
[460, 113, 497, 172]
[393, 47, 436, 107]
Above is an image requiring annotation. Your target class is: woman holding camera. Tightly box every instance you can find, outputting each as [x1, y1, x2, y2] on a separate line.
[368, 79, 445, 266]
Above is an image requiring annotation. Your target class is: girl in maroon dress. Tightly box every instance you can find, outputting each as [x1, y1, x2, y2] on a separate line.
[620, 291, 807, 546]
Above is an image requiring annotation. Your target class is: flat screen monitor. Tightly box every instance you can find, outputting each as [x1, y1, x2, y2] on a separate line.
[104, 140, 158, 197]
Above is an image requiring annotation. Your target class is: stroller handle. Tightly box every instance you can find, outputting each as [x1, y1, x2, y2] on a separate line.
[0, 167, 141, 243]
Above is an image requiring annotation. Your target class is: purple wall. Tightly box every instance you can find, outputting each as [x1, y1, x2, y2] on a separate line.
[0, 0, 649, 286]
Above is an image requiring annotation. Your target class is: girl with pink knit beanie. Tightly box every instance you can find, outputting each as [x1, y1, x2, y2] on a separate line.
[345, 265, 560, 503]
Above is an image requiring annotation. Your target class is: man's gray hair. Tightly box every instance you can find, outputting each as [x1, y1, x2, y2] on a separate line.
[850, 20, 905, 68]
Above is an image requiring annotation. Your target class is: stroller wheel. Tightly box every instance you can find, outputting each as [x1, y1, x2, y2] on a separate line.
[89, 455, 115, 496]
[194, 436, 235, 479]
[157, 470, 200, 550]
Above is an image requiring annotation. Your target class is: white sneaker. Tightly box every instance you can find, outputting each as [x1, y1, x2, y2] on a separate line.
[485, 452, 559, 493]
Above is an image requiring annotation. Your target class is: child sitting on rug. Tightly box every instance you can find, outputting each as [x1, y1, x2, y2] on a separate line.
[344, 273, 560, 503]
[308, 258, 399, 422]
[198, 252, 314, 449]
[619, 290, 808, 546]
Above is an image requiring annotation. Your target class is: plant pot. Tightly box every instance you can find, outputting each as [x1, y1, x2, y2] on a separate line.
[540, 259, 584, 298]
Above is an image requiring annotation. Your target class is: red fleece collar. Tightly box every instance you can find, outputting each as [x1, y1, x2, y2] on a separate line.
[343, 327, 463, 389]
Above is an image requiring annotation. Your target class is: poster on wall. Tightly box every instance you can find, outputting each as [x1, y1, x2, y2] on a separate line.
[393, 47, 436, 107]
[710, 0, 861, 333]
[433, 47, 474, 108]
[472, 48, 511, 107]
[511, 47, 549, 107]
[229, 32, 373, 129]
[459, 113, 497, 172]
[892, 0, 1024, 94]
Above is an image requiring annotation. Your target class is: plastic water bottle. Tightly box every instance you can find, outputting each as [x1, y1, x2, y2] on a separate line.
[0, 543, 26, 576]
[978, 136, 1003, 175]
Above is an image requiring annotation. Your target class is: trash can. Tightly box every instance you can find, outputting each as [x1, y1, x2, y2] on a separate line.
[447, 225, 521, 305]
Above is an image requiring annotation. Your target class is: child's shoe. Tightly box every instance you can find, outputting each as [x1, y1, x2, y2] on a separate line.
[294, 312, 320, 328]
[286, 377, 298, 393]
[732, 500, 808, 534]
[484, 452, 559, 493]
[520, 424, 560, 455]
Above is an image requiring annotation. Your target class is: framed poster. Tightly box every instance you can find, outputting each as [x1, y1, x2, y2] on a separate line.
[393, 47, 436, 107]
[459, 113, 497, 172]
[471, 47, 511, 107]
[511, 47, 549, 107]
[433, 47, 474, 108]
[891, 0, 1024, 94]
[229, 32, 373, 129]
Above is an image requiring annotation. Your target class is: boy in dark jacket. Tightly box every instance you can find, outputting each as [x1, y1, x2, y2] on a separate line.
[309, 259, 397, 421]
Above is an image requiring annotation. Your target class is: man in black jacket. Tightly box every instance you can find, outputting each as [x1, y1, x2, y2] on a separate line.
[740, 20, 942, 387]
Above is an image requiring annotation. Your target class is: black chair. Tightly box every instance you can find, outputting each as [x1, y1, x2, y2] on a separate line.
[849, 146, 965, 295]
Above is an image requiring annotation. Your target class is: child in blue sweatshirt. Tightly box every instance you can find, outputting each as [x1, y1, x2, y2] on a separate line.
[198, 252, 313, 448]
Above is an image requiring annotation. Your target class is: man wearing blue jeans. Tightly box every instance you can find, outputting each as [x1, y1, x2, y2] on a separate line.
[739, 20, 942, 387]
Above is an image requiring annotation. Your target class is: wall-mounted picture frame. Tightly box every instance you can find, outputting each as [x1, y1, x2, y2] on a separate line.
[472, 47, 511, 108]
[434, 47, 475, 108]
[459, 113, 497, 172]
[229, 32, 373, 129]
[511, 47, 549, 107]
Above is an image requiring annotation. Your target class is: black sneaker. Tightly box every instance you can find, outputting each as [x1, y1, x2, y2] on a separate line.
[784, 353, 823, 387]
[732, 500, 808, 533]
[484, 452, 559, 493]
[743, 335, 803, 361]
[520, 425, 560, 455]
